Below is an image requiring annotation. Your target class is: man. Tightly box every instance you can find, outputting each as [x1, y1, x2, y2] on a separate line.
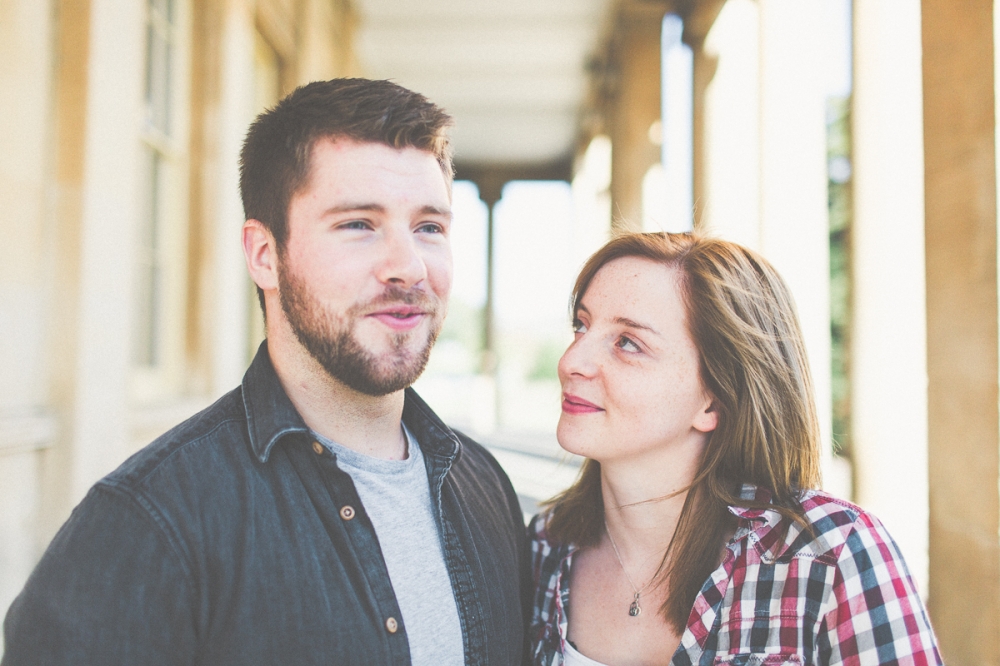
[3, 79, 529, 665]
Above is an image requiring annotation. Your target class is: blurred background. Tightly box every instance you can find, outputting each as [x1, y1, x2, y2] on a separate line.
[0, 0, 996, 661]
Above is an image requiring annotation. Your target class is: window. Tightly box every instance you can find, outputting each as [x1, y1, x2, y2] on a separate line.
[132, 0, 188, 400]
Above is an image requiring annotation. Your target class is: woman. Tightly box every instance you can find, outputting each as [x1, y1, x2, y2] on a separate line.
[529, 232, 941, 665]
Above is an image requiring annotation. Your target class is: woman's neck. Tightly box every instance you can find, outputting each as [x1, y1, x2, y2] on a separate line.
[598, 436, 704, 559]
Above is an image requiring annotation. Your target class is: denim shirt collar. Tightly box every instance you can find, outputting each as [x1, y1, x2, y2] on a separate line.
[241, 341, 462, 466]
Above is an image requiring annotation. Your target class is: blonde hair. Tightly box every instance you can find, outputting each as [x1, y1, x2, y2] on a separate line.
[544, 232, 822, 631]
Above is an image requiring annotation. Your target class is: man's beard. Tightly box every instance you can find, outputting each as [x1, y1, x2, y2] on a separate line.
[277, 261, 442, 397]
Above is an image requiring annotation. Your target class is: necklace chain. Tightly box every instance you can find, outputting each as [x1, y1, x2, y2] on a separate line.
[604, 520, 658, 617]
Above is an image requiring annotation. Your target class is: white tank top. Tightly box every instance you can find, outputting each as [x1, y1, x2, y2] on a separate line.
[563, 640, 610, 666]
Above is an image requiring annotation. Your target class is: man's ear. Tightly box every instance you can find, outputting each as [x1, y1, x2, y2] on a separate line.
[243, 219, 278, 291]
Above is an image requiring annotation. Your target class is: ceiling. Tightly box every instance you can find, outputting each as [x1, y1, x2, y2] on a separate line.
[353, 0, 616, 169]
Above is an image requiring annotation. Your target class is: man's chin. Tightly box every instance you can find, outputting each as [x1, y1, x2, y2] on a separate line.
[335, 363, 427, 397]
[326, 344, 433, 397]
[363, 317, 435, 344]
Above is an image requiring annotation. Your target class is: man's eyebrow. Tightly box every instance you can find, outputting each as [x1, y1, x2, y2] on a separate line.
[419, 205, 453, 219]
[322, 202, 385, 215]
[321, 203, 452, 219]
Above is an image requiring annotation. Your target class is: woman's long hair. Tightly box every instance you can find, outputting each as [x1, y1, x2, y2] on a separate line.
[543, 232, 822, 632]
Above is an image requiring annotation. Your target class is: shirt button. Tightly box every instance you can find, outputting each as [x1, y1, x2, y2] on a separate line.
[312, 441, 324, 455]
[340, 505, 355, 521]
[385, 617, 398, 633]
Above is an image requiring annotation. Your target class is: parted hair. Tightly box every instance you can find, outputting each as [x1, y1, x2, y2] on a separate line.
[238, 78, 453, 315]
[544, 231, 822, 632]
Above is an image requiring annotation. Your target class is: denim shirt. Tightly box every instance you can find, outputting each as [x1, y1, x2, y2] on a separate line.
[3, 343, 530, 665]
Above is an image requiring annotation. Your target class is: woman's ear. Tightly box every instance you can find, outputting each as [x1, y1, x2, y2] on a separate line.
[693, 396, 719, 433]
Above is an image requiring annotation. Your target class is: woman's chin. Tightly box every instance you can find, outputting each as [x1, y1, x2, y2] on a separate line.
[555, 420, 595, 459]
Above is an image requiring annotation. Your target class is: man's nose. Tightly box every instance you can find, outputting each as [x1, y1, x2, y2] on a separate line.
[377, 227, 427, 288]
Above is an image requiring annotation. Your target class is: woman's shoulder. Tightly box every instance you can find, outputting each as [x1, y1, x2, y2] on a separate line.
[797, 487, 865, 524]
[526, 510, 576, 614]
[778, 488, 901, 564]
[527, 511, 559, 552]
[527, 511, 574, 567]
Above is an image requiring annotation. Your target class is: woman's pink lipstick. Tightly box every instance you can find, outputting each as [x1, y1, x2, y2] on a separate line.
[562, 393, 604, 414]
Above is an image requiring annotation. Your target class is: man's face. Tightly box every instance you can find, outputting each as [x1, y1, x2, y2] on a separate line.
[276, 138, 453, 396]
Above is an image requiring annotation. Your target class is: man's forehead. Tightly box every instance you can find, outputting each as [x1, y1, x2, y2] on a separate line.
[303, 136, 451, 189]
[291, 137, 452, 210]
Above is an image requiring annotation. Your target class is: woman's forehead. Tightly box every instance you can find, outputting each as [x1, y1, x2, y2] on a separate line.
[580, 258, 688, 325]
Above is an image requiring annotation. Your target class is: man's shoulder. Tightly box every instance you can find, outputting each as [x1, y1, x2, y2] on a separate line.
[452, 428, 498, 466]
[101, 386, 250, 494]
[446, 427, 516, 493]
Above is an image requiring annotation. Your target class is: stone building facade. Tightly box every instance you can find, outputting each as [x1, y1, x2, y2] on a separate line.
[0, 0, 357, 633]
[1, 0, 998, 662]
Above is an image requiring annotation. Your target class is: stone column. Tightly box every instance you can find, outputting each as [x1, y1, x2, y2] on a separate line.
[63, 0, 145, 500]
[851, 0, 929, 598]
[607, 4, 664, 232]
[211, 0, 257, 395]
[922, 1, 1000, 661]
[0, 0, 56, 629]
[474, 175, 505, 375]
[698, 0, 760, 246]
[756, 0, 833, 476]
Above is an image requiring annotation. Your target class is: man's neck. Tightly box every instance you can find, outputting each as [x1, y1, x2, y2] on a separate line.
[267, 331, 408, 461]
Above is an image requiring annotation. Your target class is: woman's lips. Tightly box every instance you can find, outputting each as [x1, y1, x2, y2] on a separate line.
[562, 393, 604, 414]
[368, 307, 426, 331]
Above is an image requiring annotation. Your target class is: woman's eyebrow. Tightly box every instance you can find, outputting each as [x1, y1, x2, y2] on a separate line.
[576, 304, 660, 335]
[614, 316, 660, 336]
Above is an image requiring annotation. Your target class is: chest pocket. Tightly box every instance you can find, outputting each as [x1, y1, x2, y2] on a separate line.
[713, 654, 803, 666]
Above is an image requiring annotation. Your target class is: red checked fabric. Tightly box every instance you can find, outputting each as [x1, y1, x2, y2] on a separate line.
[529, 485, 943, 666]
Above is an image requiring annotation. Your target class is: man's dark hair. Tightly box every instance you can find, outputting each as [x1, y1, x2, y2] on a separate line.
[239, 78, 454, 314]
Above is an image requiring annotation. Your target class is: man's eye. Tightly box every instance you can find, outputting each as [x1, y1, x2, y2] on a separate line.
[616, 335, 640, 353]
[341, 220, 371, 230]
[416, 222, 444, 234]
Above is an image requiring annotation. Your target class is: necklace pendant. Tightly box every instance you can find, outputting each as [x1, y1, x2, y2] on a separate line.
[629, 594, 641, 617]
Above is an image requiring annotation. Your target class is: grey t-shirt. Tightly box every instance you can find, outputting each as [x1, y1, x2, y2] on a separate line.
[315, 427, 464, 665]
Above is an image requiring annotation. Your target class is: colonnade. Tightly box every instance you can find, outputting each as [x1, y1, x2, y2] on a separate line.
[2, 0, 999, 662]
[596, 1, 1000, 661]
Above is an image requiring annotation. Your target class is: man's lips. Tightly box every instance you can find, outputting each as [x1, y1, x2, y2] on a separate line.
[367, 306, 428, 331]
[562, 393, 604, 415]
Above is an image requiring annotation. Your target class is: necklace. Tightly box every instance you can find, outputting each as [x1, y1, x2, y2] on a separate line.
[615, 487, 683, 510]
[604, 520, 658, 617]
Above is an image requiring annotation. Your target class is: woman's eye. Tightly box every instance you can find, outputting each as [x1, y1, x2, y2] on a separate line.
[571, 318, 587, 335]
[616, 335, 640, 353]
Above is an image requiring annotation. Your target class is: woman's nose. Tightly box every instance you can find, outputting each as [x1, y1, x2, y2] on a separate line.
[557, 335, 598, 380]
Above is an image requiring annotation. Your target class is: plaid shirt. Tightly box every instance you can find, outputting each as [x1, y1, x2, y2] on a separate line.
[529, 485, 943, 665]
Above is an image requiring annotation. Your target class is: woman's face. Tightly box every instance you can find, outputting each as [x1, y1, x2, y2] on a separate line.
[557, 256, 718, 464]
